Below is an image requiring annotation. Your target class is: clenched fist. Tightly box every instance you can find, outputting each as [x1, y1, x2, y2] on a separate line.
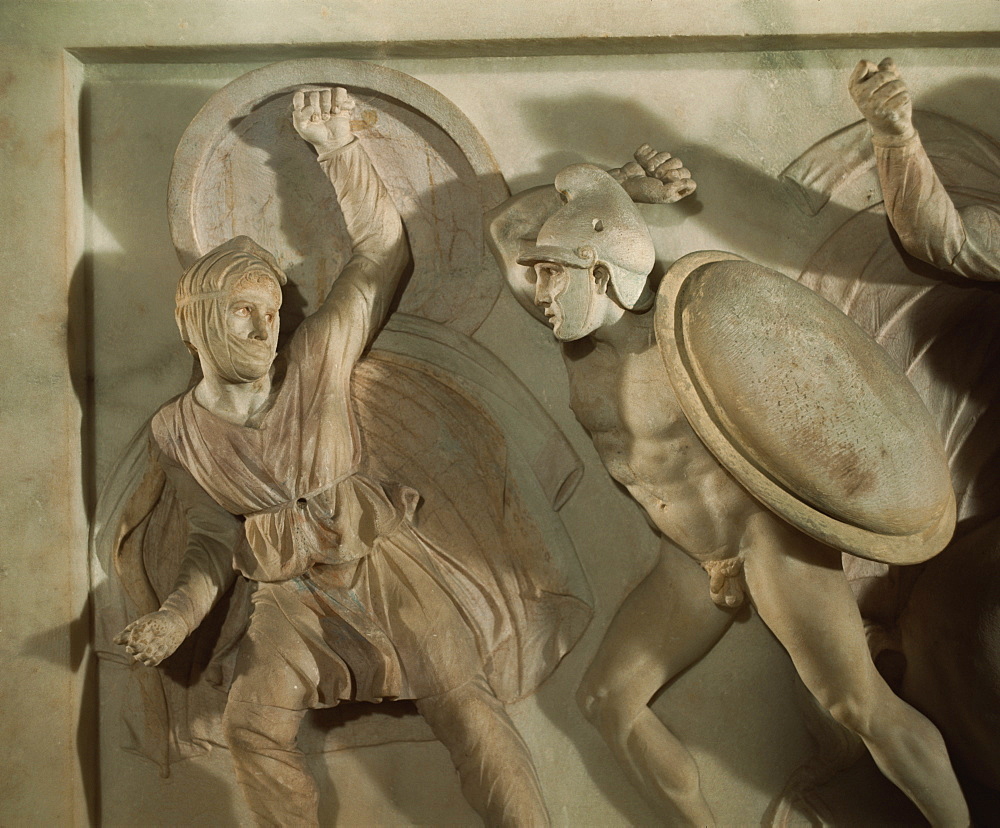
[292, 86, 357, 155]
[849, 57, 915, 143]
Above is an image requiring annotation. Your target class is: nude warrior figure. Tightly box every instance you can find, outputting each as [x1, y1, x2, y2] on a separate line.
[487, 148, 969, 825]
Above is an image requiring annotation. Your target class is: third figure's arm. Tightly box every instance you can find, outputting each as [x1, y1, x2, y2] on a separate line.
[850, 58, 1000, 282]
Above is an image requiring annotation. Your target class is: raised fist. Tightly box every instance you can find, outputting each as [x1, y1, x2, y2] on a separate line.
[292, 86, 357, 155]
[849, 57, 915, 142]
[610, 144, 697, 204]
[114, 609, 188, 667]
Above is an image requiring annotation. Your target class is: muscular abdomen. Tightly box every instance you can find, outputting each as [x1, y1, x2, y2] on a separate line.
[568, 342, 764, 562]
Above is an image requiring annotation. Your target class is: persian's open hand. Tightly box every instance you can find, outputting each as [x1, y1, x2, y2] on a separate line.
[610, 144, 696, 204]
[292, 87, 356, 155]
[114, 609, 188, 667]
[849, 57, 915, 142]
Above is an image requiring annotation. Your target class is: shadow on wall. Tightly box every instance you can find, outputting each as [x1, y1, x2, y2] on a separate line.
[915, 74, 1000, 138]
[19, 596, 100, 824]
[509, 91, 859, 276]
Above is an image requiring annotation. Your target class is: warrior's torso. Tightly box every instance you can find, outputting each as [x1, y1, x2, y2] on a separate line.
[561, 328, 763, 562]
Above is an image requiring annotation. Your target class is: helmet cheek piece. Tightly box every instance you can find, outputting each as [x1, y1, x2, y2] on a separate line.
[604, 262, 655, 312]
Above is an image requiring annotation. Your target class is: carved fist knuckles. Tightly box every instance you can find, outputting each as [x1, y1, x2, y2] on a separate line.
[292, 86, 356, 154]
[849, 57, 915, 140]
[616, 144, 696, 204]
[114, 610, 187, 667]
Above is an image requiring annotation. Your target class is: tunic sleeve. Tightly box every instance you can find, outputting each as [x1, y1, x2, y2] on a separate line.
[290, 138, 409, 379]
[156, 448, 241, 634]
[874, 132, 1000, 282]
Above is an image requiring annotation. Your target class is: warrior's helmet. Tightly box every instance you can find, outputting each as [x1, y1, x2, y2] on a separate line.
[517, 164, 656, 311]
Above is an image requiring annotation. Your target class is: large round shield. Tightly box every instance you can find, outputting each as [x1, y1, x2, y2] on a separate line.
[655, 251, 955, 564]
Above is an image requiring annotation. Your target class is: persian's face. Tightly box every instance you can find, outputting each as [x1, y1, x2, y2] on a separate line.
[198, 271, 282, 382]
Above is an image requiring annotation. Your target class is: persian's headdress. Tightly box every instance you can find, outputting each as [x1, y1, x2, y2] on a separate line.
[174, 236, 287, 382]
[175, 235, 287, 343]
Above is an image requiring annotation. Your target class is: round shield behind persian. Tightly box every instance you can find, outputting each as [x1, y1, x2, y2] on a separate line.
[169, 59, 509, 336]
[656, 251, 955, 564]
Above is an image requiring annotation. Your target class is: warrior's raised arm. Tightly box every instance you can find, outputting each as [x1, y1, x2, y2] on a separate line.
[292, 87, 410, 360]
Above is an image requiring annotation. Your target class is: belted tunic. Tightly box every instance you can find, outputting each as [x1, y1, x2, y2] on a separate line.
[150, 140, 492, 707]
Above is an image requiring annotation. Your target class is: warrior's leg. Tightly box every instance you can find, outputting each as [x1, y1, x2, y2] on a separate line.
[576, 540, 736, 825]
[416, 674, 549, 827]
[742, 515, 969, 827]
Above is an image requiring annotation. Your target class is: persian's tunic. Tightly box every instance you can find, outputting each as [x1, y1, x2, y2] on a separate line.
[151, 140, 491, 708]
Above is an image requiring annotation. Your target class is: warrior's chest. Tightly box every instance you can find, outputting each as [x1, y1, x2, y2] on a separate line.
[564, 344, 682, 440]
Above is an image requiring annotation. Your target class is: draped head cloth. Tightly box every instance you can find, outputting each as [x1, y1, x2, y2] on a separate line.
[175, 236, 288, 382]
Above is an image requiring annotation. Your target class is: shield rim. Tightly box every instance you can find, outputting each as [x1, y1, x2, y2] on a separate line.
[655, 250, 955, 565]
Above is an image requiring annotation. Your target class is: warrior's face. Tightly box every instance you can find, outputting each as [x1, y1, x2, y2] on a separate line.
[533, 260, 613, 341]
[193, 270, 282, 383]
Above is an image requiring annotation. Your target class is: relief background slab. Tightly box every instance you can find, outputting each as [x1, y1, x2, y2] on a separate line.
[2, 2, 999, 825]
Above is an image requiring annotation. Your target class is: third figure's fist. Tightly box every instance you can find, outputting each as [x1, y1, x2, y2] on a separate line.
[612, 143, 697, 204]
[849, 57, 915, 142]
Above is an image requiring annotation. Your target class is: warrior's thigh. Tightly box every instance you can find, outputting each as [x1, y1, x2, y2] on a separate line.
[579, 541, 735, 716]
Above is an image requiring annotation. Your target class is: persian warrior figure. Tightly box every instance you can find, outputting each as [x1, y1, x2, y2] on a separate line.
[488, 150, 969, 824]
[850, 56, 1000, 282]
[114, 88, 550, 827]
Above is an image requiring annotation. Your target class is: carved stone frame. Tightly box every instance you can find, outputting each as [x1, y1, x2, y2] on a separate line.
[2, 2, 999, 823]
